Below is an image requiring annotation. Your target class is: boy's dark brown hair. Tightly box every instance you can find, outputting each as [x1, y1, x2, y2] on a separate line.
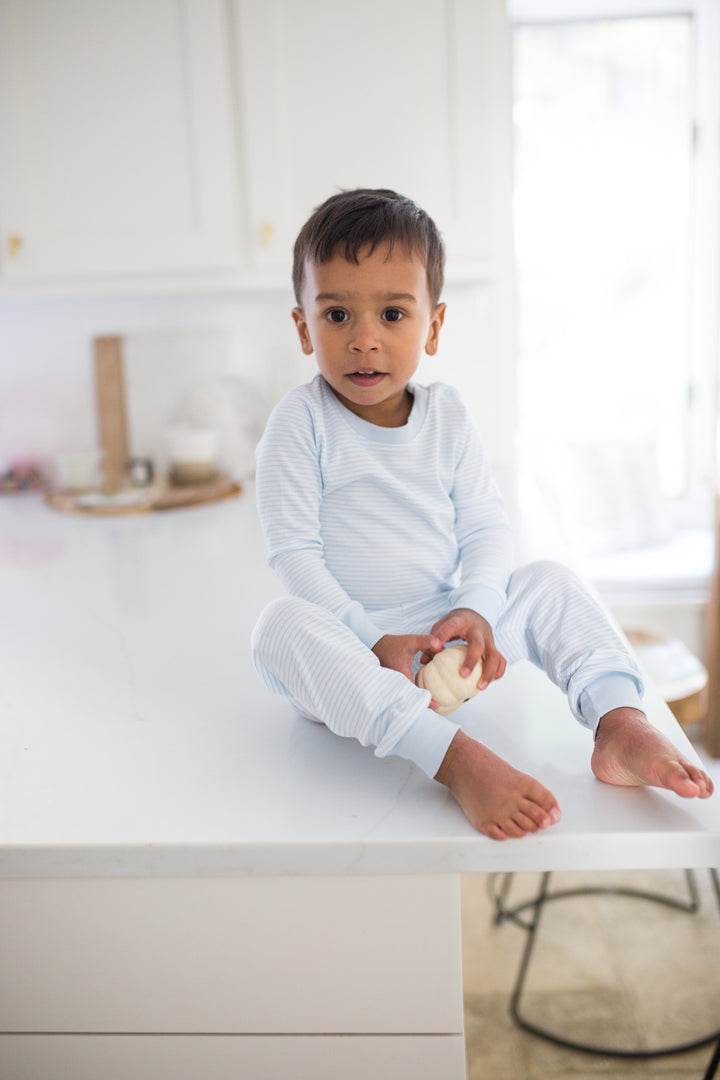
[292, 188, 445, 308]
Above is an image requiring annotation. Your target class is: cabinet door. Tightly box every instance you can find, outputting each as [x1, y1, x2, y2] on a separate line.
[0, 0, 239, 281]
[0, 876, 463, 1034]
[234, 0, 508, 279]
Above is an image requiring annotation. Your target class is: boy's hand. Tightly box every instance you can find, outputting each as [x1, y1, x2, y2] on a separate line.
[372, 634, 436, 684]
[423, 608, 506, 690]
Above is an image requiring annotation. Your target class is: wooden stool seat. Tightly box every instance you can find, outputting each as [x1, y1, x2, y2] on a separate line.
[625, 629, 708, 728]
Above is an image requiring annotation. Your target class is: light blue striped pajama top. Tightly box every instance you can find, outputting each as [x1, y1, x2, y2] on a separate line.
[255, 373, 513, 649]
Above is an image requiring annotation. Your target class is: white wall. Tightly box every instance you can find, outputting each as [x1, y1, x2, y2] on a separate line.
[0, 289, 298, 471]
[0, 277, 516, 512]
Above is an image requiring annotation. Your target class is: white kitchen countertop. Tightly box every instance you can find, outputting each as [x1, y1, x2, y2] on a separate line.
[1, 488, 719, 878]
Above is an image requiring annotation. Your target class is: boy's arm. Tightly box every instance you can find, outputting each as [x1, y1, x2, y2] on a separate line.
[426, 401, 514, 684]
[255, 394, 384, 650]
[448, 413, 514, 628]
[372, 633, 436, 684]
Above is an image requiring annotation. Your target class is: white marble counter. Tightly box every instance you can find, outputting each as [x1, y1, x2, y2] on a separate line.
[2, 489, 719, 878]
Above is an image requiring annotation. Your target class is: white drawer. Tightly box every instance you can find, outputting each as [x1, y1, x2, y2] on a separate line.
[0, 1034, 468, 1080]
[0, 875, 463, 1034]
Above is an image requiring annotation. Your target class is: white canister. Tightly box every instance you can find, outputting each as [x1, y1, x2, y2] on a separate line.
[164, 426, 219, 486]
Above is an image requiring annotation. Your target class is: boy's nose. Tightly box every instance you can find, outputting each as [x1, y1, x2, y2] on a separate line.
[349, 321, 380, 353]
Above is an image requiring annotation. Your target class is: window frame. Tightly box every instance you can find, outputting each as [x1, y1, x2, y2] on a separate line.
[509, 0, 720, 532]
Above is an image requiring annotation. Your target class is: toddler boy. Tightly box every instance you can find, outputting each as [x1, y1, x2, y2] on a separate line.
[252, 188, 713, 839]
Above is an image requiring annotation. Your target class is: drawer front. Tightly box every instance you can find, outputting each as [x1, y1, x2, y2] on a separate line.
[0, 1034, 467, 1080]
[0, 875, 463, 1034]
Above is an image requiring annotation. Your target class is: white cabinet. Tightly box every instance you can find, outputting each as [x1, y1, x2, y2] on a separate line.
[0, 0, 239, 283]
[0, 875, 466, 1080]
[234, 0, 510, 281]
[0, 0, 510, 291]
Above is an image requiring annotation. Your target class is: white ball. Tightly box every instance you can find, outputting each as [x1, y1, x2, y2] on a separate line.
[415, 644, 483, 716]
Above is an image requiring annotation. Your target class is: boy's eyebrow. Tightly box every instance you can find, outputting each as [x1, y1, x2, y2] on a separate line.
[314, 291, 418, 304]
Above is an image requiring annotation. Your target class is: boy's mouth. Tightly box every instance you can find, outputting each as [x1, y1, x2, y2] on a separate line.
[347, 370, 385, 387]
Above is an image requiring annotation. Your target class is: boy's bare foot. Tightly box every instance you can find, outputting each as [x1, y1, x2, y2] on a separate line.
[591, 707, 714, 799]
[435, 730, 562, 840]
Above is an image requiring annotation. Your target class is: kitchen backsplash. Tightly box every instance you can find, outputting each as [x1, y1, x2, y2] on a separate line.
[0, 281, 510, 494]
[0, 289, 301, 479]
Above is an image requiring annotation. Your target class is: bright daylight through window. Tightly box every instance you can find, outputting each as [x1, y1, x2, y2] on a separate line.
[512, 5, 718, 567]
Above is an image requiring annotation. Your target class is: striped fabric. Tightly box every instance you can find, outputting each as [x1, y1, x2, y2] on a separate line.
[255, 374, 513, 649]
[252, 375, 644, 777]
[251, 594, 451, 769]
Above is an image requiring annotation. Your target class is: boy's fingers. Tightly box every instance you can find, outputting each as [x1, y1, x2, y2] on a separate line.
[428, 631, 448, 653]
[480, 652, 498, 686]
[460, 640, 484, 678]
[429, 614, 462, 645]
[479, 649, 506, 689]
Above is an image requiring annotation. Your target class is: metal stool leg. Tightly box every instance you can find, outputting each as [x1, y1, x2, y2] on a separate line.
[490, 868, 720, 1058]
[704, 1037, 720, 1080]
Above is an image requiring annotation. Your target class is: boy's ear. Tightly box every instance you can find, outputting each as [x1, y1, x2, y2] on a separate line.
[424, 302, 446, 356]
[292, 307, 314, 355]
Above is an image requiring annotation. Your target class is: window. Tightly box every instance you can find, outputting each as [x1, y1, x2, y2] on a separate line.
[511, 0, 720, 561]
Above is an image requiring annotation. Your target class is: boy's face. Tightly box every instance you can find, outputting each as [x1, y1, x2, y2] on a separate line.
[292, 243, 445, 427]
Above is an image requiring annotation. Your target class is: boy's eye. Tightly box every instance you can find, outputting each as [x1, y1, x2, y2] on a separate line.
[327, 309, 348, 323]
[383, 308, 403, 323]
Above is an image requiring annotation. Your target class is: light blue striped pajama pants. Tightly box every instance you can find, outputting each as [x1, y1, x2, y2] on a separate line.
[251, 560, 644, 778]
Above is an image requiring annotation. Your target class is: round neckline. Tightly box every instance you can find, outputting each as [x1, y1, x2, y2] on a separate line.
[319, 376, 429, 444]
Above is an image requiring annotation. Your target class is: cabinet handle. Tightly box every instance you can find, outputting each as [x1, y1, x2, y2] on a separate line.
[7, 234, 23, 259]
[260, 222, 275, 248]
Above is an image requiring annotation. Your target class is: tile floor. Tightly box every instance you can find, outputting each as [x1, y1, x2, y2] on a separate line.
[460, 741, 720, 1080]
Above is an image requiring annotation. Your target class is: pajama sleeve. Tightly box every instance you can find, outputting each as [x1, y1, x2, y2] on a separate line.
[255, 393, 385, 649]
[447, 407, 514, 628]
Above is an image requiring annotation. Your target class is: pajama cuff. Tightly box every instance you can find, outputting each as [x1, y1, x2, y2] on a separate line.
[577, 673, 644, 733]
[389, 708, 461, 779]
[447, 584, 505, 629]
[342, 604, 385, 650]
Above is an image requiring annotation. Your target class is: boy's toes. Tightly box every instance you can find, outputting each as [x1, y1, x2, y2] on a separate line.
[672, 762, 714, 799]
[520, 797, 558, 830]
[687, 765, 714, 797]
[512, 809, 543, 834]
[495, 804, 557, 837]
[663, 759, 705, 799]
[533, 785, 562, 817]
[500, 817, 531, 839]
[485, 822, 509, 842]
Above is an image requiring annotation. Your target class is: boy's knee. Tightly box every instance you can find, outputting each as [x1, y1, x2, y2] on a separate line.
[510, 559, 583, 604]
[251, 595, 316, 659]
[509, 565, 595, 617]
[527, 559, 577, 584]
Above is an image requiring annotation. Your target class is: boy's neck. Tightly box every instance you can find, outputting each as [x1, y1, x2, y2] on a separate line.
[328, 383, 414, 428]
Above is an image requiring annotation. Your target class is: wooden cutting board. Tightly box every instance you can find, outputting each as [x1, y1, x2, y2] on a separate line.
[45, 474, 242, 515]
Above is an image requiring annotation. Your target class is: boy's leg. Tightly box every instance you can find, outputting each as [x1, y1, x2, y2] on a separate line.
[494, 561, 713, 799]
[494, 560, 643, 723]
[433, 729, 562, 840]
[251, 595, 457, 773]
[591, 707, 712, 797]
[253, 596, 563, 839]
